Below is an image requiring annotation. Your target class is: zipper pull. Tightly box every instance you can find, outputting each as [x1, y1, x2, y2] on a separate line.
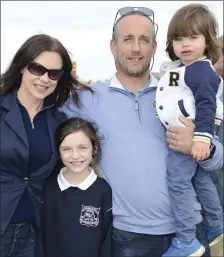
[30, 119, 34, 129]
[134, 101, 139, 111]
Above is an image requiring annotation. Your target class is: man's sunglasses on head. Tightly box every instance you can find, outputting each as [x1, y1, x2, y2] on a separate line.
[27, 61, 64, 81]
[113, 6, 158, 36]
[114, 7, 154, 25]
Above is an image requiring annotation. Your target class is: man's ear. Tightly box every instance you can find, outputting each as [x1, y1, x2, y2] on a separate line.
[110, 39, 116, 57]
[21, 68, 24, 73]
[152, 40, 157, 57]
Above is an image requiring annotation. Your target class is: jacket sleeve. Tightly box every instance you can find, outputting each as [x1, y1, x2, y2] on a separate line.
[185, 61, 221, 144]
[100, 184, 113, 257]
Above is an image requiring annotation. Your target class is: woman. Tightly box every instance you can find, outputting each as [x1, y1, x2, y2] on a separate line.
[0, 34, 91, 257]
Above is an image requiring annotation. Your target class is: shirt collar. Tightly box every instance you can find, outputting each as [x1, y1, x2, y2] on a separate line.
[57, 167, 97, 191]
[16, 91, 54, 110]
[109, 72, 158, 91]
[117, 75, 151, 94]
[179, 56, 208, 67]
[17, 99, 53, 112]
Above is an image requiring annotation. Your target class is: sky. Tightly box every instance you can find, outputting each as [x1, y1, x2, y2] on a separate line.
[1, 1, 223, 82]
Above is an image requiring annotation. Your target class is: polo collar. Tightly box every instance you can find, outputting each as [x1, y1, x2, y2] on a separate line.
[57, 167, 97, 191]
[109, 72, 158, 90]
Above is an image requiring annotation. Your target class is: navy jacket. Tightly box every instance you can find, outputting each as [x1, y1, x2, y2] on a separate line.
[0, 90, 67, 235]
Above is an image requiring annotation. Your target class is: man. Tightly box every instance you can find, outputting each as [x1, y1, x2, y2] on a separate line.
[200, 35, 224, 257]
[61, 8, 223, 257]
[210, 34, 224, 257]
[212, 35, 223, 208]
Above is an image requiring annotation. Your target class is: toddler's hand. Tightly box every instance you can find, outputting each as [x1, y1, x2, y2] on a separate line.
[191, 141, 210, 161]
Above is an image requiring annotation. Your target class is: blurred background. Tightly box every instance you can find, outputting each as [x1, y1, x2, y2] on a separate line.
[1, 1, 223, 82]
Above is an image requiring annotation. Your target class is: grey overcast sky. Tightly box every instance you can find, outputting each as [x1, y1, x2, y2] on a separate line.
[1, 1, 223, 81]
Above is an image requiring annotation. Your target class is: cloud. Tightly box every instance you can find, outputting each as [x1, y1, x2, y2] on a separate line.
[1, 1, 223, 81]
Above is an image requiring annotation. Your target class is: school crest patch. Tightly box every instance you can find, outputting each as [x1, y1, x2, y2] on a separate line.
[79, 205, 100, 227]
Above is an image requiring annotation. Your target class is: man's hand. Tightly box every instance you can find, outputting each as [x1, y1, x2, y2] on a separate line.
[191, 141, 210, 161]
[166, 117, 195, 154]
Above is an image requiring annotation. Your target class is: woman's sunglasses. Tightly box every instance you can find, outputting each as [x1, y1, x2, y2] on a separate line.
[27, 61, 64, 81]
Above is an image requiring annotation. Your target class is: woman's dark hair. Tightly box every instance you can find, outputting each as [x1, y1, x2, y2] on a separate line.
[0, 34, 92, 108]
[56, 117, 104, 176]
[166, 4, 220, 64]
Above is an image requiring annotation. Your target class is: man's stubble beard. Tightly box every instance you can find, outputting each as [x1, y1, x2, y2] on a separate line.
[115, 59, 151, 78]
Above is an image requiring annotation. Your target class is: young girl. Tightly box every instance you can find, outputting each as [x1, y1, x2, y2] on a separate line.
[37, 117, 112, 257]
[156, 4, 223, 257]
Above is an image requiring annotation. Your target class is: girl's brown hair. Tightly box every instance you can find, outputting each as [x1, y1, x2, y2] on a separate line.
[166, 4, 220, 64]
[0, 34, 92, 108]
[56, 117, 104, 177]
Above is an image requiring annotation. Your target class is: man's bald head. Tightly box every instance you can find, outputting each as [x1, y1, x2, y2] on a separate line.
[112, 13, 156, 42]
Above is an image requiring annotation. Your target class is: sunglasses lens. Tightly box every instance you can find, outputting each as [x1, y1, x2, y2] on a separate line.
[48, 70, 64, 80]
[119, 7, 134, 16]
[28, 62, 45, 76]
[139, 7, 153, 16]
